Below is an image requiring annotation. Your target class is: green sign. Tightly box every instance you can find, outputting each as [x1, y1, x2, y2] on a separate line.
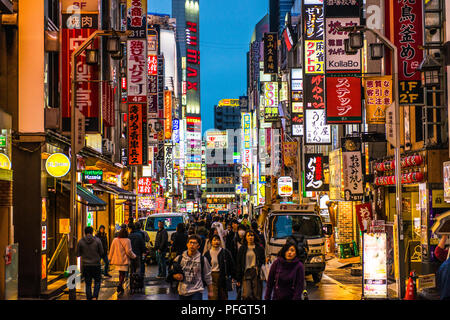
[82, 170, 103, 184]
[87, 211, 93, 227]
[0, 135, 6, 148]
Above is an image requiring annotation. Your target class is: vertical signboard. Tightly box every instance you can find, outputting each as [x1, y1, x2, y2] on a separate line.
[391, 0, 424, 105]
[164, 91, 172, 140]
[291, 69, 303, 136]
[264, 82, 279, 122]
[363, 232, 388, 299]
[128, 103, 145, 165]
[165, 144, 173, 195]
[342, 151, 363, 201]
[326, 76, 362, 123]
[444, 161, 450, 203]
[364, 76, 392, 124]
[305, 154, 328, 191]
[61, 2, 100, 132]
[329, 149, 342, 200]
[242, 113, 252, 177]
[305, 40, 325, 74]
[264, 32, 278, 74]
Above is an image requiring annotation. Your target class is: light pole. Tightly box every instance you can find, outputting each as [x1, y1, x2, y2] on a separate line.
[338, 25, 405, 299]
[69, 30, 129, 300]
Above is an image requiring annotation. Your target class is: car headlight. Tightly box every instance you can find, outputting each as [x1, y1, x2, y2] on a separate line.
[309, 255, 324, 263]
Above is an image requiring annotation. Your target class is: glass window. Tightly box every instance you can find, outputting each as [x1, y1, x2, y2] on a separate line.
[145, 216, 183, 232]
[270, 214, 323, 239]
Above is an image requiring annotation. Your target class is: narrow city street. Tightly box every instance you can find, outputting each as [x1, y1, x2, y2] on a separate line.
[55, 255, 363, 301]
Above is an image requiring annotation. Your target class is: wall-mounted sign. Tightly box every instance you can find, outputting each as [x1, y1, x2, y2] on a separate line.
[128, 103, 147, 165]
[206, 131, 228, 149]
[172, 119, 180, 144]
[305, 154, 328, 191]
[444, 161, 450, 203]
[264, 82, 279, 122]
[164, 91, 172, 140]
[138, 177, 152, 194]
[325, 0, 361, 18]
[278, 176, 293, 197]
[364, 76, 392, 124]
[59, 218, 70, 234]
[304, 5, 324, 41]
[0, 153, 11, 170]
[82, 170, 103, 184]
[305, 109, 331, 144]
[41, 226, 47, 251]
[326, 76, 362, 123]
[329, 149, 341, 200]
[305, 40, 325, 74]
[263, 32, 278, 74]
[342, 151, 363, 201]
[356, 203, 373, 232]
[304, 75, 325, 109]
[45, 153, 71, 178]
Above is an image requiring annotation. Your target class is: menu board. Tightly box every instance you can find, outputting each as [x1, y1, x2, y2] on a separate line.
[363, 232, 387, 299]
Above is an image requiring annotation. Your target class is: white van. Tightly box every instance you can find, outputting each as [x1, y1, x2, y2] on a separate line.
[263, 203, 332, 283]
[143, 212, 191, 263]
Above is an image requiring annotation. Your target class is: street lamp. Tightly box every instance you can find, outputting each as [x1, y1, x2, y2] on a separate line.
[419, 55, 441, 87]
[85, 49, 99, 65]
[338, 25, 406, 300]
[69, 30, 130, 300]
[349, 31, 364, 50]
[370, 43, 384, 60]
[344, 39, 358, 55]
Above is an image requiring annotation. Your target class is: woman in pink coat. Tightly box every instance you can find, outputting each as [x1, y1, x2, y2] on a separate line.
[109, 225, 136, 294]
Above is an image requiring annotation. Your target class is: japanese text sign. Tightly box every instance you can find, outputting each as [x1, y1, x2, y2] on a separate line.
[127, 0, 147, 39]
[364, 76, 392, 124]
[138, 177, 152, 194]
[355, 203, 373, 232]
[305, 40, 325, 74]
[264, 32, 278, 74]
[326, 76, 362, 123]
[305, 154, 329, 191]
[304, 5, 324, 41]
[325, 0, 361, 18]
[264, 82, 279, 121]
[342, 151, 363, 201]
[127, 39, 147, 101]
[305, 109, 331, 144]
[128, 103, 144, 165]
[304, 75, 325, 109]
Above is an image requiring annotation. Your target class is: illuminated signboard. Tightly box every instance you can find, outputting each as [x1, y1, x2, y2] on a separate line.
[363, 232, 387, 299]
[82, 170, 103, 184]
[304, 40, 324, 74]
[173, 119, 180, 144]
[264, 32, 278, 74]
[278, 176, 293, 197]
[264, 82, 279, 122]
[45, 153, 71, 178]
[0, 153, 11, 170]
[218, 99, 240, 107]
[206, 131, 228, 149]
[164, 91, 172, 140]
[305, 109, 331, 144]
[305, 154, 328, 191]
[242, 113, 252, 176]
[138, 177, 152, 194]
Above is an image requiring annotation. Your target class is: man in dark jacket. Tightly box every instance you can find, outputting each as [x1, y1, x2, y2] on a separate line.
[288, 223, 309, 264]
[96, 225, 111, 277]
[76, 226, 104, 300]
[135, 221, 149, 276]
[225, 219, 239, 257]
[154, 220, 169, 278]
[128, 222, 146, 274]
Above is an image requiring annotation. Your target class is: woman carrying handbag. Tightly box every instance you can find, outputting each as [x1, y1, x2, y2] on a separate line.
[108, 225, 136, 294]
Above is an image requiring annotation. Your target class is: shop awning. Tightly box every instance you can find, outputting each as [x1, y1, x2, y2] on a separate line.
[91, 183, 118, 195]
[61, 182, 107, 211]
[77, 185, 107, 211]
[100, 183, 136, 201]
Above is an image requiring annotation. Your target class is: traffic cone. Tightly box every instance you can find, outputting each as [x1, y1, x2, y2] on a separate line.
[403, 271, 417, 300]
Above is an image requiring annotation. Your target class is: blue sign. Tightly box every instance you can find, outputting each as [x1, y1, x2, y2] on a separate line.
[173, 119, 180, 144]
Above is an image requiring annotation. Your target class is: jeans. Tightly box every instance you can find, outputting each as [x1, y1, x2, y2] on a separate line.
[156, 250, 167, 277]
[179, 291, 203, 300]
[100, 254, 109, 275]
[82, 265, 102, 300]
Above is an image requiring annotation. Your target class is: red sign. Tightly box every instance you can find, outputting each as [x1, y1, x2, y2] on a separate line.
[61, 24, 100, 132]
[156, 197, 165, 212]
[390, 1, 423, 82]
[41, 226, 47, 251]
[138, 177, 152, 194]
[148, 54, 157, 75]
[128, 103, 144, 165]
[326, 76, 361, 123]
[355, 203, 373, 232]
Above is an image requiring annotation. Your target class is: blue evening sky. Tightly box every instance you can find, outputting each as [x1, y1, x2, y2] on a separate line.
[148, 0, 269, 133]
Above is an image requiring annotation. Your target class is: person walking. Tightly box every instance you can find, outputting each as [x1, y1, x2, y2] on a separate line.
[135, 221, 149, 276]
[225, 219, 239, 257]
[171, 235, 213, 300]
[251, 221, 265, 248]
[109, 226, 136, 294]
[171, 223, 188, 258]
[204, 234, 235, 300]
[154, 220, 169, 278]
[264, 241, 305, 300]
[76, 226, 104, 300]
[435, 234, 450, 299]
[128, 222, 146, 274]
[235, 230, 265, 300]
[96, 225, 111, 278]
[288, 223, 309, 264]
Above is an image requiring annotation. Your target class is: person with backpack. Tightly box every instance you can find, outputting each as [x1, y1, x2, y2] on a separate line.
[127, 222, 146, 273]
[264, 240, 305, 300]
[170, 223, 188, 258]
[109, 226, 136, 294]
[235, 230, 265, 300]
[135, 221, 149, 277]
[170, 234, 213, 300]
[96, 225, 111, 278]
[76, 226, 104, 300]
[204, 234, 235, 300]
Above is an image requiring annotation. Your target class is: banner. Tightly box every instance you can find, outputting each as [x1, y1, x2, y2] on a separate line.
[263, 32, 278, 74]
[364, 76, 392, 124]
[305, 153, 328, 191]
[326, 76, 362, 123]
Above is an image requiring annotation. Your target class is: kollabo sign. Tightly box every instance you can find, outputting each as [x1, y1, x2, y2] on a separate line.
[278, 176, 293, 197]
[46, 153, 71, 178]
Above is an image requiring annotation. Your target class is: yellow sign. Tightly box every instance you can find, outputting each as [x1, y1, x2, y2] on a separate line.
[59, 218, 70, 234]
[42, 199, 47, 222]
[0, 153, 11, 170]
[41, 254, 47, 280]
[218, 99, 240, 107]
[45, 153, 71, 178]
[364, 76, 392, 124]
